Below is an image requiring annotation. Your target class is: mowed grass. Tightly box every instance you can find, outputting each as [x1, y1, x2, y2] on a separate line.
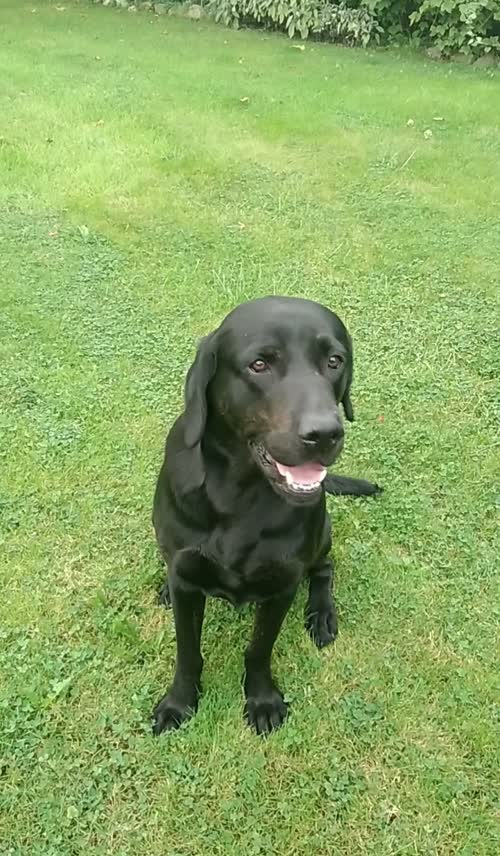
[1, 1, 499, 853]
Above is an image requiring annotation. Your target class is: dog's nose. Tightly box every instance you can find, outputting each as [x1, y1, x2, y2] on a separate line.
[299, 413, 344, 448]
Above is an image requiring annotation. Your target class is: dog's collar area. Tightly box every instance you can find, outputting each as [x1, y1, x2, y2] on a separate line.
[250, 442, 326, 498]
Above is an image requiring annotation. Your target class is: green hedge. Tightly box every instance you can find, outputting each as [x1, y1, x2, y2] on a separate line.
[408, 0, 500, 57]
[94, 0, 500, 58]
[207, 0, 500, 57]
[208, 1, 379, 46]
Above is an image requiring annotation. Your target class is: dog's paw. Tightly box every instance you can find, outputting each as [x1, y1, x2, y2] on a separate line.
[305, 604, 338, 649]
[152, 692, 197, 735]
[158, 578, 171, 608]
[244, 690, 288, 735]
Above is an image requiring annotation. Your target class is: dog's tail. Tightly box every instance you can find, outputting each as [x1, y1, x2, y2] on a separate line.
[324, 474, 383, 498]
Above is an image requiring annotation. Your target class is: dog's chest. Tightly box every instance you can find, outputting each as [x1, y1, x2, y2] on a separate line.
[199, 502, 321, 604]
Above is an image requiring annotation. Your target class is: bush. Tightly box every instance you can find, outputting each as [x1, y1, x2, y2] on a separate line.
[207, 0, 381, 46]
[409, 0, 500, 57]
[359, 0, 418, 38]
[207, 0, 500, 57]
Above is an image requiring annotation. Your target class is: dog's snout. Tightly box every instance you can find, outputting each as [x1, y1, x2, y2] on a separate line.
[299, 413, 344, 448]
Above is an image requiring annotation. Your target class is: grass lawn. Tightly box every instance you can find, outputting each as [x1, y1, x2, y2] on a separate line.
[1, 1, 499, 853]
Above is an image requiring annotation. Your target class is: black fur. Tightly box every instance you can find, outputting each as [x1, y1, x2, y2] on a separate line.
[152, 297, 381, 735]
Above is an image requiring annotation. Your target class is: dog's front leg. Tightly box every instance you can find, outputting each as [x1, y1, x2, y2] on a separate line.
[244, 590, 296, 735]
[305, 557, 338, 649]
[153, 555, 206, 735]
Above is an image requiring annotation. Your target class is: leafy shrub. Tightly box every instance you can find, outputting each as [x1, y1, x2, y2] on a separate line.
[360, 0, 500, 56]
[208, 0, 381, 46]
[359, 0, 418, 38]
[315, 2, 382, 43]
[409, 0, 500, 57]
[207, 0, 500, 57]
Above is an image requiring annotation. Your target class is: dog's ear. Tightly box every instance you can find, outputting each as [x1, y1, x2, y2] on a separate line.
[183, 332, 218, 449]
[341, 334, 354, 422]
[342, 386, 354, 422]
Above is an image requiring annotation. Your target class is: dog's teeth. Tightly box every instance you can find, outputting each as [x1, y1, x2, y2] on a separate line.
[289, 481, 320, 492]
[282, 472, 320, 493]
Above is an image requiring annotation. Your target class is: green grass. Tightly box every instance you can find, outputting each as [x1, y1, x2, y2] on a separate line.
[1, 1, 499, 853]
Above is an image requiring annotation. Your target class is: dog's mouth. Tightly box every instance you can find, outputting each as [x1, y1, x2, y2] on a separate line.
[250, 442, 327, 504]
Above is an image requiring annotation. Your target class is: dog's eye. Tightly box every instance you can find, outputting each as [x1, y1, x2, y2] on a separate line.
[249, 359, 269, 373]
[328, 355, 343, 370]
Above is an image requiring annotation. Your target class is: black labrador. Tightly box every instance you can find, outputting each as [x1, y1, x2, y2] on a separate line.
[152, 296, 381, 735]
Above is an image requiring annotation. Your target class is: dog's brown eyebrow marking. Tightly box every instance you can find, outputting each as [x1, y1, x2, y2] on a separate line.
[258, 346, 280, 359]
[316, 333, 346, 354]
[238, 343, 281, 363]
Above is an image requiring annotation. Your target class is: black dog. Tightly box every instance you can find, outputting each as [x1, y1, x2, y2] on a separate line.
[152, 296, 380, 735]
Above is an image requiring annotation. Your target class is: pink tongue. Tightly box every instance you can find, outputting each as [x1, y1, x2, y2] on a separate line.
[275, 461, 327, 486]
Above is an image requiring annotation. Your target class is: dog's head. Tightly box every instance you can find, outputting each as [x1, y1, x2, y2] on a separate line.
[182, 296, 354, 505]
